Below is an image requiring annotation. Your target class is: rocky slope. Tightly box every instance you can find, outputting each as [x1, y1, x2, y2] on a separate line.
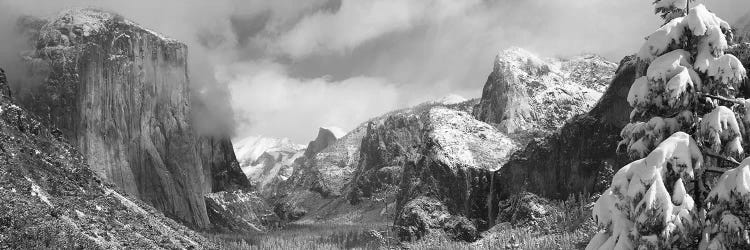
[473, 48, 616, 141]
[204, 191, 279, 233]
[15, 8, 249, 229]
[0, 68, 216, 249]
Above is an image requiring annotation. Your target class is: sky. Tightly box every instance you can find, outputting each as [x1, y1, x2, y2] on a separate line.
[1, 0, 749, 143]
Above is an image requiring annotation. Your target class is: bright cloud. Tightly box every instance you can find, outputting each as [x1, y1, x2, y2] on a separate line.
[219, 61, 399, 142]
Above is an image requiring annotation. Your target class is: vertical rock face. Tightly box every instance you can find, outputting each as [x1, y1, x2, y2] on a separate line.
[16, 8, 248, 229]
[0, 68, 216, 249]
[198, 137, 252, 194]
[304, 127, 339, 157]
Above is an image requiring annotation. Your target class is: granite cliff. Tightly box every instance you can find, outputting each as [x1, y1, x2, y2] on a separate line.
[16, 8, 249, 229]
[0, 68, 216, 248]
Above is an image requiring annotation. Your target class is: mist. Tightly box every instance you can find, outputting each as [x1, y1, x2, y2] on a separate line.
[1, 0, 749, 143]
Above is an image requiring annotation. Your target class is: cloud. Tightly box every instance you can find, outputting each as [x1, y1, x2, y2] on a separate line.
[1, 0, 749, 143]
[275, 0, 480, 58]
[218, 61, 399, 142]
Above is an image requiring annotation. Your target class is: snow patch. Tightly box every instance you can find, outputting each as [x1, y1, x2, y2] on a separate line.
[437, 94, 467, 105]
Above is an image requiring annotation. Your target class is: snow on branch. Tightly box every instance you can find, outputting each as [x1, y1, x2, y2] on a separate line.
[618, 111, 695, 159]
[698, 106, 743, 160]
[704, 158, 750, 248]
[589, 132, 703, 249]
[638, 4, 732, 62]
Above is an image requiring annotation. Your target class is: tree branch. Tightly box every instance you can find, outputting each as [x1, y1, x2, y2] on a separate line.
[703, 151, 741, 165]
[698, 92, 745, 105]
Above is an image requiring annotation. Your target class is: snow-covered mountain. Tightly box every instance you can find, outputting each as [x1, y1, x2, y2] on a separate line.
[473, 47, 617, 139]
[233, 136, 305, 194]
[234, 136, 305, 166]
[268, 48, 618, 236]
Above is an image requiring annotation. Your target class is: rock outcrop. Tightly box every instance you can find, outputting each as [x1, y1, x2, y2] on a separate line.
[473, 48, 616, 140]
[0, 68, 215, 248]
[16, 8, 249, 229]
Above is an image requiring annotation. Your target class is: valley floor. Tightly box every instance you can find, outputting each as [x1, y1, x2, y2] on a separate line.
[210, 218, 596, 249]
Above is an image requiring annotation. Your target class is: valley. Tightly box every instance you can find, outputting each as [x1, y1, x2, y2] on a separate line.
[2, 1, 750, 249]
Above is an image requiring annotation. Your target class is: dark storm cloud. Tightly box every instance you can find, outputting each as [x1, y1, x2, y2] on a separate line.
[230, 12, 271, 46]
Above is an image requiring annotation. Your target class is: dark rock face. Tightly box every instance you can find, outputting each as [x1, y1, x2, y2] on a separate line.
[304, 127, 338, 157]
[198, 137, 251, 194]
[349, 114, 423, 203]
[0, 68, 215, 249]
[0, 68, 10, 99]
[204, 191, 279, 233]
[16, 9, 248, 229]
[494, 56, 637, 201]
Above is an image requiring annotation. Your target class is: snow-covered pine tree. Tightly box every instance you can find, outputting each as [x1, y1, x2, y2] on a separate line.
[588, 2, 749, 249]
[654, 0, 691, 21]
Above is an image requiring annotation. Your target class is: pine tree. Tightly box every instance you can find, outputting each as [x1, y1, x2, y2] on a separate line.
[588, 2, 749, 249]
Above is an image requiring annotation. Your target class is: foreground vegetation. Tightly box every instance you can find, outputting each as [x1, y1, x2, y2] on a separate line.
[210, 193, 596, 249]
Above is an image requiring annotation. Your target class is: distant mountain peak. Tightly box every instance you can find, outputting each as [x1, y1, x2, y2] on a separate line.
[321, 126, 347, 139]
[233, 135, 304, 165]
[437, 94, 467, 105]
